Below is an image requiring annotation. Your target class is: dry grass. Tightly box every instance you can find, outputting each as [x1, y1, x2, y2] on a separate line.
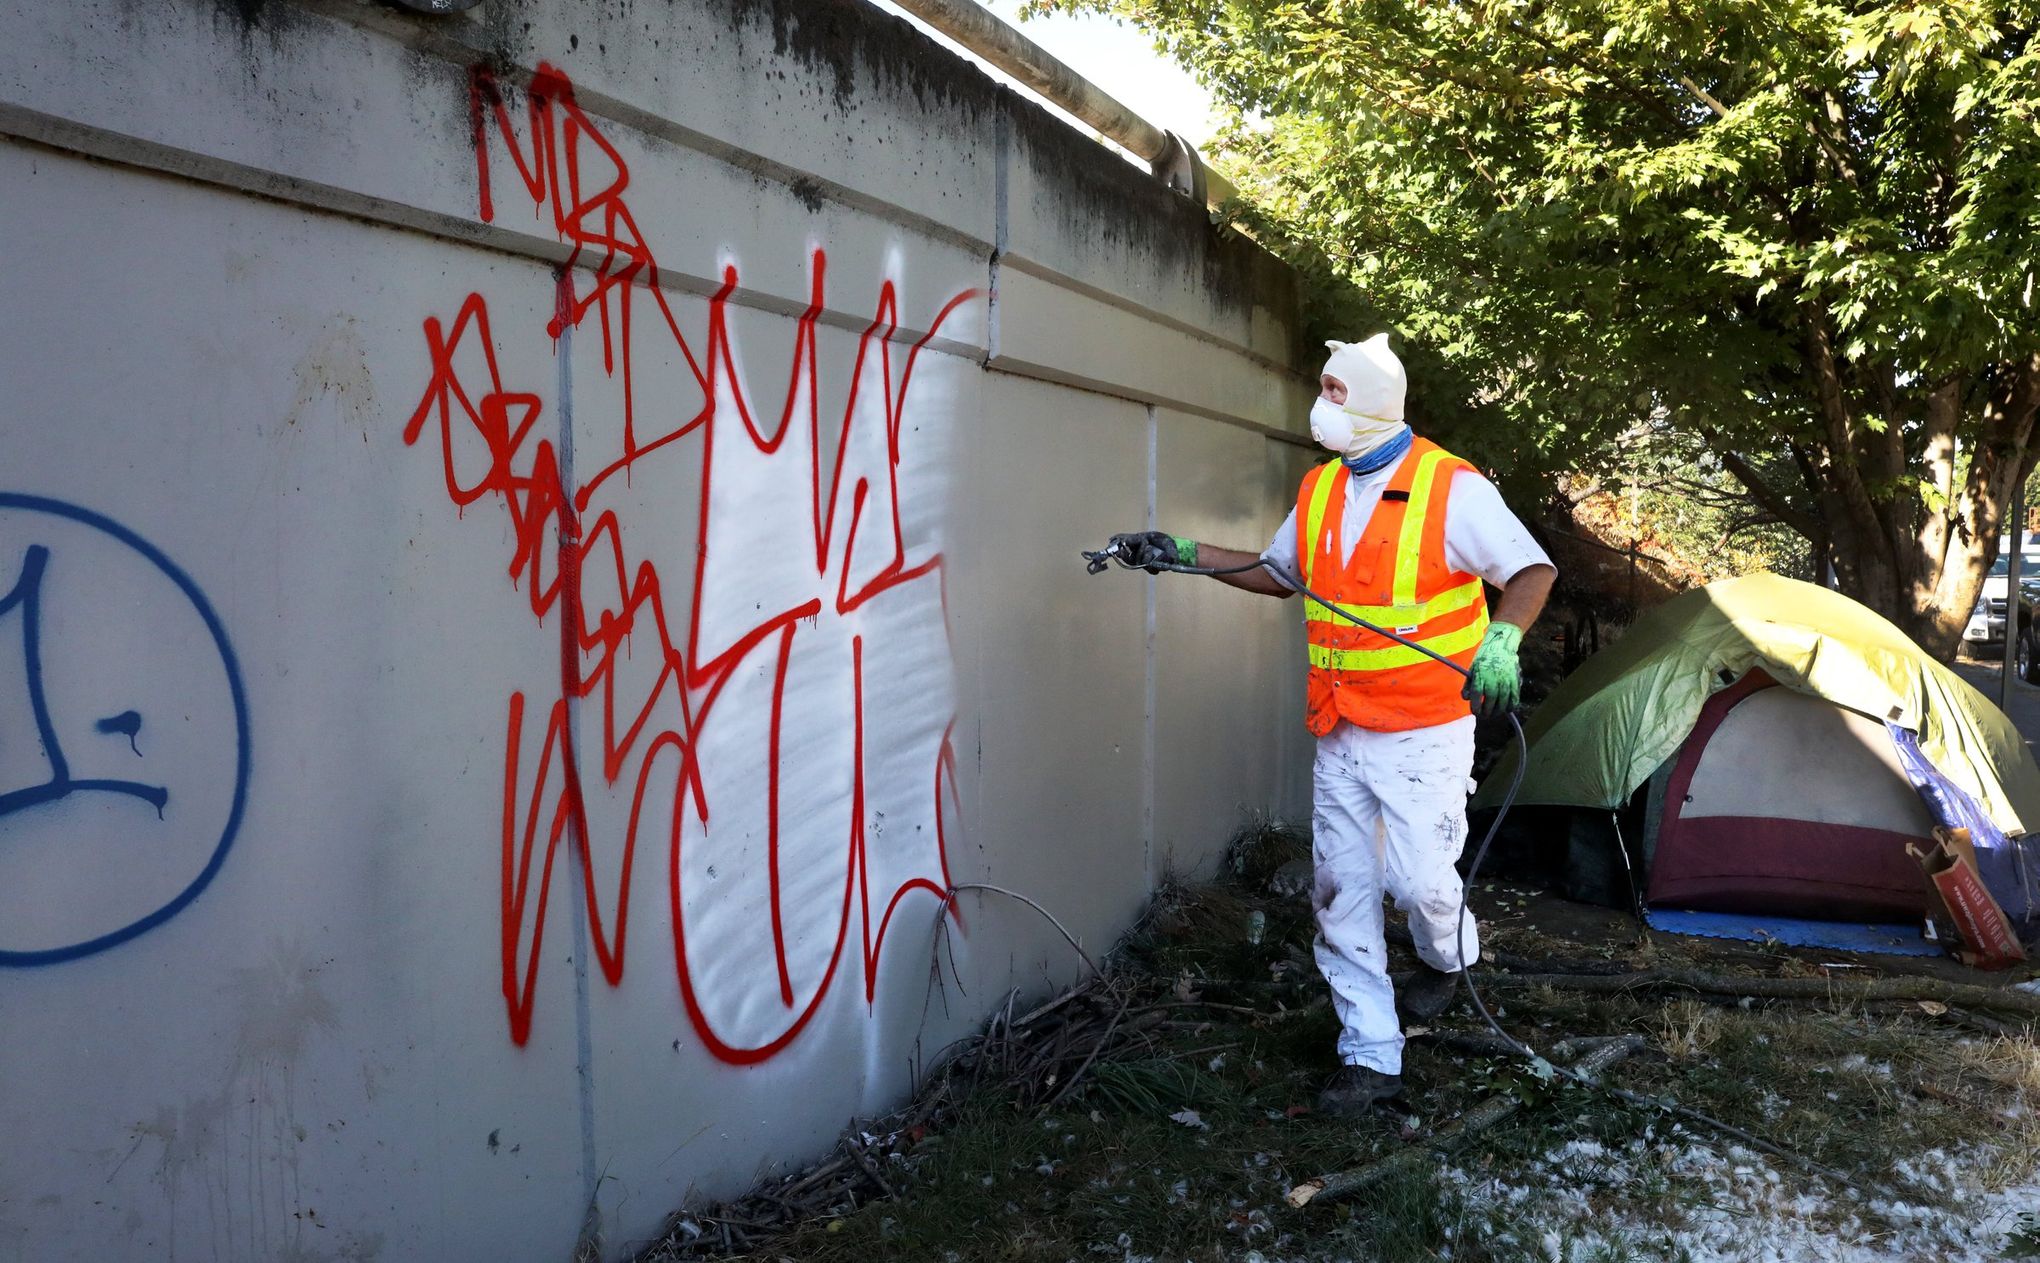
[1653, 1000, 1724, 1060]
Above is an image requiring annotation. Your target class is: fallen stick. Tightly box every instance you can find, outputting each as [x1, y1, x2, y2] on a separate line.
[1489, 968, 2040, 1018]
[1860, 998, 2037, 1041]
[1384, 925, 1634, 976]
[843, 1132, 895, 1200]
[1933, 1006, 2035, 1040]
[999, 989, 1018, 1079]
[779, 1155, 850, 1198]
[752, 1189, 810, 1221]
[1286, 1035, 1646, 1208]
[1152, 1000, 1276, 1017]
[1045, 993, 1132, 1108]
[1014, 981, 1094, 1027]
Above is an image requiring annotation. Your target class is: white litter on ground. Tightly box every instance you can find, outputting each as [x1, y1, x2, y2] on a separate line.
[1834, 1053, 1896, 1079]
[1437, 1136, 2037, 1262]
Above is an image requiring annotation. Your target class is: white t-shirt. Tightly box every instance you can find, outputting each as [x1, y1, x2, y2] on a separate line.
[1261, 452, 1551, 592]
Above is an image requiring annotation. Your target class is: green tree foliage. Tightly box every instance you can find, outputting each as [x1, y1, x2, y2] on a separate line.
[1567, 425, 1815, 580]
[1039, 0, 2040, 654]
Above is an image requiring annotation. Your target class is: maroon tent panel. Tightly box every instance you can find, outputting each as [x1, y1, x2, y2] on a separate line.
[1646, 669, 1928, 922]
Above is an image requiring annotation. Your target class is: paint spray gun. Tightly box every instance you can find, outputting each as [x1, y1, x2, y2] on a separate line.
[1080, 539, 1129, 574]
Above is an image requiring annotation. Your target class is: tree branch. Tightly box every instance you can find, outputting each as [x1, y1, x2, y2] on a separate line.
[1956, 355, 2040, 557]
[1699, 430, 1821, 539]
[1720, 513, 1784, 544]
[1676, 74, 1730, 119]
[1801, 308, 1887, 559]
[1507, 21, 1686, 133]
[1795, 89, 1867, 190]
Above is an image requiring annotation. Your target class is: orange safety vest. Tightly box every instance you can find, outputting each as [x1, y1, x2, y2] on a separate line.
[1294, 437, 1488, 736]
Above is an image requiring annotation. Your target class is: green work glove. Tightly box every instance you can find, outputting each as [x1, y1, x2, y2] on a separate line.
[1462, 622, 1523, 719]
[1106, 531, 1198, 573]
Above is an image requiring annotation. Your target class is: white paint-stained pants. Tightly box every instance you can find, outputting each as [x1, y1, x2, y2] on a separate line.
[1310, 716, 1480, 1074]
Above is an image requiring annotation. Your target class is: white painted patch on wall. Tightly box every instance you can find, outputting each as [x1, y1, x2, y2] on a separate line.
[400, 64, 978, 1066]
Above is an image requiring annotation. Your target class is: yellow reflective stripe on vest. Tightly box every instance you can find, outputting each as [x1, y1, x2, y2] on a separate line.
[1391, 448, 1454, 607]
[1299, 460, 1343, 587]
[1304, 576, 1484, 630]
[1304, 611, 1489, 672]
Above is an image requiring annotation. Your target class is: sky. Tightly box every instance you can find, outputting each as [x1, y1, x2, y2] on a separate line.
[866, 0, 1225, 162]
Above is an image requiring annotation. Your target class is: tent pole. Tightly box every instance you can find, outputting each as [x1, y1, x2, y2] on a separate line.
[2005, 482, 2025, 714]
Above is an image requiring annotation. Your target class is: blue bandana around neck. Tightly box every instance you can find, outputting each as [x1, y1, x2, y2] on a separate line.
[1343, 424, 1413, 475]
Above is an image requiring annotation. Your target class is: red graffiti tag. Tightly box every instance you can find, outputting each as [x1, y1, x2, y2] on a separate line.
[406, 64, 975, 1062]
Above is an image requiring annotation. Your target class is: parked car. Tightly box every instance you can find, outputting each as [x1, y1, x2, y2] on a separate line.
[1961, 552, 2040, 682]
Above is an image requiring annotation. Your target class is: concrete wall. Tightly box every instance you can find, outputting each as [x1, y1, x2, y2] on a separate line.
[0, 1, 1314, 1258]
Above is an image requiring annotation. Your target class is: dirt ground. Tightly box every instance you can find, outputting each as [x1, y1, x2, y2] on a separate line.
[631, 832, 2040, 1263]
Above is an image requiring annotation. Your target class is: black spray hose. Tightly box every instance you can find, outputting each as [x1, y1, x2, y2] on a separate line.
[1081, 543, 1526, 1061]
[1081, 540, 1898, 1202]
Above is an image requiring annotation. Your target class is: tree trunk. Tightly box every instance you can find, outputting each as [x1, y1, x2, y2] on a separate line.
[1820, 355, 2040, 662]
[1897, 523, 1996, 660]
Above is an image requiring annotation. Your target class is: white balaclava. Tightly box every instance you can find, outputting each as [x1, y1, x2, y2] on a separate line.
[1310, 333, 1409, 459]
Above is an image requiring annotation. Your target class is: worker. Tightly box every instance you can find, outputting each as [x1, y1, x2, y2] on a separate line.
[1108, 334, 1555, 1116]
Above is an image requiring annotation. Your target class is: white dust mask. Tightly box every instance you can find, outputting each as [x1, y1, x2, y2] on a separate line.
[1310, 396, 1407, 459]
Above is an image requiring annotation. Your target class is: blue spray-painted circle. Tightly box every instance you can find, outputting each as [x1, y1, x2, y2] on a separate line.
[0, 493, 251, 967]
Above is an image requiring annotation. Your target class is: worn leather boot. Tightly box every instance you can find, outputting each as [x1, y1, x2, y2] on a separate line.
[1398, 961, 1462, 1023]
[1316, 1065, 1402, 1117]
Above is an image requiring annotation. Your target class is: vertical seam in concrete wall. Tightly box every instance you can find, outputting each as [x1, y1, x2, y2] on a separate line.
[988, 103, 1008, 365]
[556, 303, 603, 1247]
[1143, 404, 1158, 884]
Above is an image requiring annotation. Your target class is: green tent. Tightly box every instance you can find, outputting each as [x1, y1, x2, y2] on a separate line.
[1472, 574, 2040, 926]
[1479, 573, 2040, 833]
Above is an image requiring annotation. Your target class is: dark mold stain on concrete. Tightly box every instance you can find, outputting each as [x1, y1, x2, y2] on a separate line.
[724, 0, 1005, 118]
[215, 0, 270, 28]
[717, 0, 1296, 333]
[711, 0, 1296, 331]
[192, 0, 305, 49]
[465, 1, 535, 80]
[1003, 85, 1301, 327]
[788, 175, 827, 214]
